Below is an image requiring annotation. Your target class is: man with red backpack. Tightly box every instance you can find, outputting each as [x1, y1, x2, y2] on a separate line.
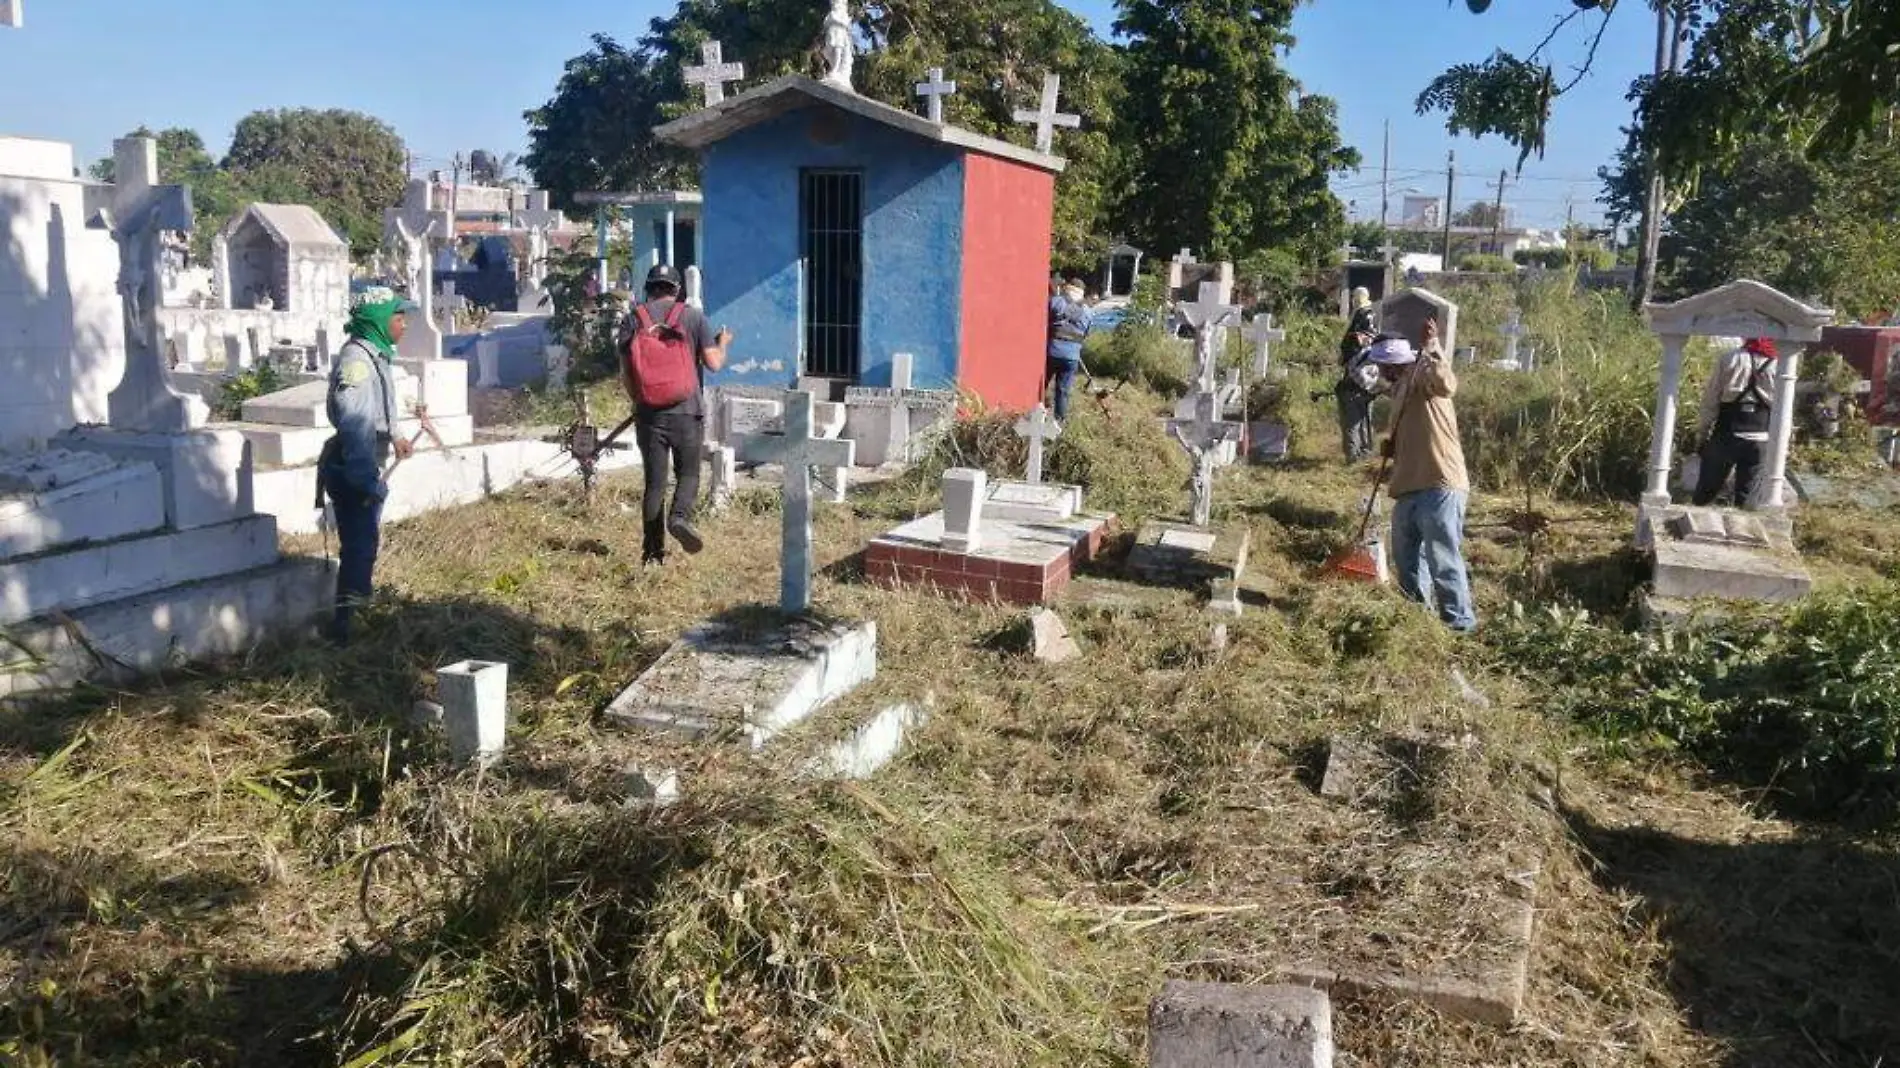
[620, 264, 730, 566]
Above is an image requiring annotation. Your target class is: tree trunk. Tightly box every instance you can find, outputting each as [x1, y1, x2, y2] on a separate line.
[1630, 1, 1671, 312]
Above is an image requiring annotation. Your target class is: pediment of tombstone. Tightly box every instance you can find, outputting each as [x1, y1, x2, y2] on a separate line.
[1644, 279, 1834, 343]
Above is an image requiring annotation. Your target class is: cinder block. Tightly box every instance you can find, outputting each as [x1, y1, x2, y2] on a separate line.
[1149, 981, 1333, 1068]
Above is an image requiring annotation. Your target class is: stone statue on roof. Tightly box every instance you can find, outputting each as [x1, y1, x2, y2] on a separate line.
[820, 0, 854, 92]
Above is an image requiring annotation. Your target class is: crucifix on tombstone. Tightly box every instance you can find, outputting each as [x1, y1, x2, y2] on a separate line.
[1167, 391, 1242, 528]
[1246, 313, 1285, 378]
[89, 137, 205, 434]
[915, 67, 957, 123]
[1013, 73, 1080, 155]
[1014, 404, 1061, 485]
[1174, 281, 1242, 393]
[1499, 311, 1526, 368]
[684, 40, 746, 107]
[735, 391, 858, 615]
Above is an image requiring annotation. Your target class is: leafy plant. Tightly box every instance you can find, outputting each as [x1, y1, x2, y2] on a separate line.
[212, 363, 288, 422]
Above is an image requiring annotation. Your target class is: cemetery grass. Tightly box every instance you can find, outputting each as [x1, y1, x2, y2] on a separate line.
[3, 388, 1898, 1064]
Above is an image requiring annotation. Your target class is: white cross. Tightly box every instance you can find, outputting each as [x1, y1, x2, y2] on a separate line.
[1500, 310, 1526, 364]
[734, 391, 858, 615]
[1012, 73, 1080, 155]
[684, 40, 745, 107]
[1174, 281, 1242, 392]
[1013, 404, 1062, 484]
[1246, 313, 1286, 378]
[1173, 248, 1195, 267]
[1167, 391, 1243, 527]
[915, 67, 957, 124]
[1378, 242, 1400, 262]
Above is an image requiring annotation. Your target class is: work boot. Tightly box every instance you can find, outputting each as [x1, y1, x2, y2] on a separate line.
[668, 517, 704, 555]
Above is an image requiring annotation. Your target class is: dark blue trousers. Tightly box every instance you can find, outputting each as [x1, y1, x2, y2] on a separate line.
[328, 488, 384, 641]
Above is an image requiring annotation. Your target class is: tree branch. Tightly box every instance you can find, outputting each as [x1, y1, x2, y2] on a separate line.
[1526, 6, 1587, 64]
[1558, 12, 1615, 95]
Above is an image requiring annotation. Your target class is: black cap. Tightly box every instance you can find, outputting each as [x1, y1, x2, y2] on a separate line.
[645, 264, 682, 292]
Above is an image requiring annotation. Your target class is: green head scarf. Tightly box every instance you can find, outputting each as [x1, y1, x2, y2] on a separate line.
[345, 285, 414, 359]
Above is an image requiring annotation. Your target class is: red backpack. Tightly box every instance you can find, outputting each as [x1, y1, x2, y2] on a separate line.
[626, 302, 698, 408]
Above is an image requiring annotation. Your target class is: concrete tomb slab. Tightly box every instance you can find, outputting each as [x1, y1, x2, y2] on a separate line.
[1148, 981, 1334, 1068]
[0, 458, 167, 561]
[1128, 519, 1251, 590]
[58, 427, 253, 533]
[604, 618, 878, 749]
[985, 479, 1082, 524]
[801, 699, 931, 781]
[1644, 504, 1811, 604]
[1, 514, 281, 627]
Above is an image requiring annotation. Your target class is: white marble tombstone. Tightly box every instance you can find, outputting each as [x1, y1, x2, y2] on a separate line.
[941, 467, 988, 553]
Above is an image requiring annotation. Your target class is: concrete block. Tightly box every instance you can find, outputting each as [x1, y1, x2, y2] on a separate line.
[865, 510, 1113, 608]
[605, 619, 878, 749]
[1652, 539, 1812, 603]
[233, 413, 475, 469]
[438, 659, 508, 767]
[986, 480, 1082, 524]
[1028, 607, 1081, 664]
[1149, 981, 1333, 1068]
[0, 514, 280, 626]
[401, 357, 470, 420]
[59, 427, 254, 532]
[942, 468, 987, 552]
[0, 460, 166, 561]
[624, 765, 681, 806]
[803, 700, 930, 780]
[0, 556, 333, 701]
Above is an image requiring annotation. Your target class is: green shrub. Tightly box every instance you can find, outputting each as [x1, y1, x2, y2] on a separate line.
[1457, 253, 1516, 274]
[211, 362, 287, 421]
[1487, 586, 1900, 818]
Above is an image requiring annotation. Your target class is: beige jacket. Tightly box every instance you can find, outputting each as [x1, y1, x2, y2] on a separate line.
[1387, 342, 1470, 497]
[1696, 346, 1777, 444]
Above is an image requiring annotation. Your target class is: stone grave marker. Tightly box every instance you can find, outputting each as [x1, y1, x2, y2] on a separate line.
[1150, 982, 1333, 1068]
[1013, 403, 1061, 485]
[1247, 312, 1285, 379]
[1379, 286, 1459, 360]
[734, 391, 857, 614]
[1174, 281, 1242, 394]
[545, 343, 570, 391]
[475, 338, 501, 389]
[941, 467, 987, 552]
[1494, 310, 1527, 370]
[1167, 390, 1242, 527]
[683, 40, 746, 107]
[438, 659, 508, 768]
[842, 352, 956, 466]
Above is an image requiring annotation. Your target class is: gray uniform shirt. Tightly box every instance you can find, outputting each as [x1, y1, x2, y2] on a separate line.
[323, 338, 398, 498]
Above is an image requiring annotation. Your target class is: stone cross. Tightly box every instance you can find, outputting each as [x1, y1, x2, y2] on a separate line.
[1246, 313, 1285, 378]
[1167, 391, 1242, 527]
[1013, 73, 1080, 155]
[1173, 248, 1195, 267]
[1378, 242, 1400, 263]
[734, 391, 858, 615]
[915, 67, 957, 123]
[1500, 310, 1526, 367]
[1174, 281, 1242, 393]
[1013, 404, 1062, 485]
[88, 137, 205, 433]
[684, 40, 745, 107]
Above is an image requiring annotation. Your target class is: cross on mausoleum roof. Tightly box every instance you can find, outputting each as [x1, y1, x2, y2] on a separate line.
[915, 67, 957, 124]
[1013, 73, 1080, 155]
[684, 40, 746, 107]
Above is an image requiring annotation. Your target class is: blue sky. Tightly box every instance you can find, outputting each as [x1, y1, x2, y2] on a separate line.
[0, 0, 1653, 228]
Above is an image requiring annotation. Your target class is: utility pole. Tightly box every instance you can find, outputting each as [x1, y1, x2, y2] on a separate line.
[1441, 150, 1456, 270]
[1379, 118, 1391, 234]
[1490, 169, 1509, 256]
[1632, 1, 1683, 310]
[450, 152, 466, 256]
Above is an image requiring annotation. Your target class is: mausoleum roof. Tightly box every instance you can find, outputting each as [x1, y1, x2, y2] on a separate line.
[654, 75, 1067, 175]
[224, 203, 347, 249]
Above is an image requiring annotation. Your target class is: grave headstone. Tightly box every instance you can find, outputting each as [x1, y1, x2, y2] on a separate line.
[1166, 391, 1242, 527]
[941, 467, 987, 553]
[1247, 313, 1286, 378]
[1174, 281, 1242, 393]
[733, 391, 857, 614]
[1013, 404, 1061, 484]
[1379, 287, 1459, 360]
[475, 338, 501, 389]
[704, 442, 737, 514]
[1149, 982, 1334, 1068]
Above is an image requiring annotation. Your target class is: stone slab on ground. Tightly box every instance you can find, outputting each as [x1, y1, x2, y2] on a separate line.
[800, 699, 931, 780]
[1652, 537, 1811, 603]
[604, 618, 878, 749]
[985, 480, 1083, 524]
[231, 413, 477, 469]
[0, 556, 334, 701]
[0, 460, 167, 561]
[0, 514, 280, 627]
[1278, 864, 1539, 1028]
[1128, 519, 1252, 588]
[1789, 468, 1900, 510]
[865, 510, 1114, 607]
[1149, 981, 1333, 1068]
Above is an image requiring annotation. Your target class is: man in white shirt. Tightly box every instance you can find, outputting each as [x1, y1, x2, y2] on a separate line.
[1693, 337, 1779, 507]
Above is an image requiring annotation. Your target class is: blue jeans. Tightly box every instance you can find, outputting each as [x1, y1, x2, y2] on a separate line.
[328, 487, 384, 641]
[1045, 357, 1079, 421]
[1390, 488, 1477, 632]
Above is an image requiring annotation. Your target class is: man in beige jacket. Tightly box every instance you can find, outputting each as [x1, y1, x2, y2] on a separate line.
[1375, 317, 1477, 632]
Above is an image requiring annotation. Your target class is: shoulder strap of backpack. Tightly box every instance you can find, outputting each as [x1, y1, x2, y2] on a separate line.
[632, 305, 656, 333]
[662, 301, 687, 330]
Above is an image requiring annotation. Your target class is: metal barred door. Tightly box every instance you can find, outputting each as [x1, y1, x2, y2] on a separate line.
[800, 169, 864, 380]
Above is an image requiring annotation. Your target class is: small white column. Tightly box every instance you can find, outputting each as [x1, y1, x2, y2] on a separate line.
[1644, 333, 1687, 506]
[212, 232, 233, 310]
[664, 209, 677, 267]
[1753, 344, 1806, 510]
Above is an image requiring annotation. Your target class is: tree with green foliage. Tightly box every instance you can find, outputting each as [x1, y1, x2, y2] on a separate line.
[223, 108, 407, 254]
[524, 0, 1121, 262]
[1110, 0, 1359, 268]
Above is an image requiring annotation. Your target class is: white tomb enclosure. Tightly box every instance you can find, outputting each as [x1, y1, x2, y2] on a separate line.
[0, 136, 129, 450]
[157, 204, 351, 372]
[1380, 286, 1460, 360]
[0, 135, 331, 698]
[1639, 279, 1835, 540]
